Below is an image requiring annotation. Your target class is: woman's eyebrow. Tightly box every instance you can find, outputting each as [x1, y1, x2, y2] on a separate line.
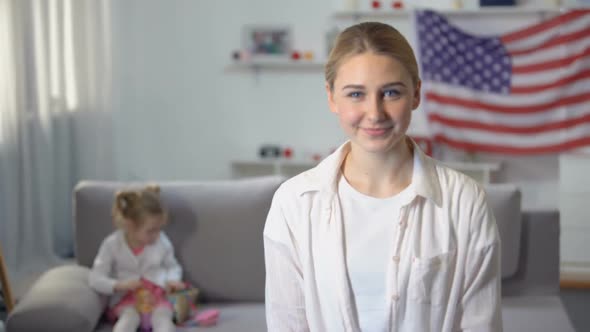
[381, 82, 406, 89]
[342, 84, 365, 90]
[341, 82, 407, 90]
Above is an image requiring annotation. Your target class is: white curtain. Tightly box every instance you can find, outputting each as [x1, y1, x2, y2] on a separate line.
[0, 0, 113, 280]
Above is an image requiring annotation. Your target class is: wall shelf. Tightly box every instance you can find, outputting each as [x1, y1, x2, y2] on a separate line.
[332, 7, 563, 19]
[225, 61, 325, 73]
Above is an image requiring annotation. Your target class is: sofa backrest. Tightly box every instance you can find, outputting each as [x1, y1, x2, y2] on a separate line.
[74, 176, 284, 303]
[484, 184, 522, 279]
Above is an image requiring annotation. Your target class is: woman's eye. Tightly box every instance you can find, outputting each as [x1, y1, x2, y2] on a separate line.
[383, 89, 400, 98]
[348, 91, 363, 98]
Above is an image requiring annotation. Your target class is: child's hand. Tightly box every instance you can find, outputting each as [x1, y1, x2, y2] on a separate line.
[114, 279, 142, 292]
[165, 281, 186, 293]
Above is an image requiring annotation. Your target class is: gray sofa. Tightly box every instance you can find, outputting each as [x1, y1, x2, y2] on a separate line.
[6, 176, 575, 332]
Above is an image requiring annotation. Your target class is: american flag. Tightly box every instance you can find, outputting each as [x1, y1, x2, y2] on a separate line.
[417, 9, 590, 154]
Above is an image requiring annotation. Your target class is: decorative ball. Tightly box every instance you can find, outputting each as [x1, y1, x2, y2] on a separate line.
[291, 51, 301, 60]
[284, 148, 293, 159]
[303, 51, 314, 60]
[392, 1, 403, 9]
[372, 1, 381, 9]
[232, 51, 241, 60]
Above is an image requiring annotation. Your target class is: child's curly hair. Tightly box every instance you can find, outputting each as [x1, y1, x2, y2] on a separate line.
[112, 185, 167, 228]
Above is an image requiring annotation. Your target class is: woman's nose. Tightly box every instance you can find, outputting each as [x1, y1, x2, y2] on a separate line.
[365, 96, 385, 122]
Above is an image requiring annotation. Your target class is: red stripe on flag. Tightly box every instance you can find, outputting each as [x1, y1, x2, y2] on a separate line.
[501, 9, 590, 44]
[425, 91, 590, 114]
[512, 46, 590, 74]
[434, 134, 590, 154]
[429, 112, 590, 134]
[511, 69, 590, 94]
[508, 26, 590, 56]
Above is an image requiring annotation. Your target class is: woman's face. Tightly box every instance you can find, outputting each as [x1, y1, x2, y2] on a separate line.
[327, 52, 420, 155]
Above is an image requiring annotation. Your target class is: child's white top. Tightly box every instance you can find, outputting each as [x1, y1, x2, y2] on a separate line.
[89, 230, 182, 306]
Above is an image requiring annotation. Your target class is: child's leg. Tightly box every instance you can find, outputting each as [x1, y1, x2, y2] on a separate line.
[113, 307, 140, 332]
[151, 306, 175, 332]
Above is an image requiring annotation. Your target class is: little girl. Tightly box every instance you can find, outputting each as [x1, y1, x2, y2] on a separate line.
[89, 185, 185, 332]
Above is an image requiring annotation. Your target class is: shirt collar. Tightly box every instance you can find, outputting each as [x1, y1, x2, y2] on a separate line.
[296, 137, 442, 207]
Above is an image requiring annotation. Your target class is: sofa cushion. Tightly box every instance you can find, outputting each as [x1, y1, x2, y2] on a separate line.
[502, 296, 575, 332]
[74, 176, 284, 302]
[484, 184, 522, 279]
[6, 265, 106, 332]
[93, 303, 266, 332]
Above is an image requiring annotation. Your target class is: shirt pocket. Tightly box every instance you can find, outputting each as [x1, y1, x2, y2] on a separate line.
[408, 249, 456, 307]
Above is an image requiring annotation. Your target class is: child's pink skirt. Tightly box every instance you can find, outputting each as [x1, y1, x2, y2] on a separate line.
[108, 278, 173, 321]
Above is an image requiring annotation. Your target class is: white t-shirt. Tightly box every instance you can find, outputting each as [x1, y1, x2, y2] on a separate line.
[338, 175, 414, 332]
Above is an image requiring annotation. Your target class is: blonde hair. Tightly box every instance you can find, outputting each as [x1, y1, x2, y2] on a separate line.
[325, 22, 420, 90]
[112, 185, 166, 228]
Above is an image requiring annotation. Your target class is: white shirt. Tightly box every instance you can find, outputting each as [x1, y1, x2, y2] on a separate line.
[264, 138, 502, 332]
[339, 176, 414, 332]
[88, 230, 182, 307]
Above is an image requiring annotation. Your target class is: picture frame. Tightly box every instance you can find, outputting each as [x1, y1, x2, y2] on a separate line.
[242, 25, 293, 60]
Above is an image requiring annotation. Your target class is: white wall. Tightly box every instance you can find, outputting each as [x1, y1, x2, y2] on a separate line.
[111, 0, 344, 181]
[110, 0, 577, 210]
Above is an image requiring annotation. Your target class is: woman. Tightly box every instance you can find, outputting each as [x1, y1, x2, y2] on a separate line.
[264, 22, 501, 332]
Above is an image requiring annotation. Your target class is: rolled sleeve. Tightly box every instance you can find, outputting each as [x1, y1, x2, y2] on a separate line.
[460, 190, 503, 332]
[264, 191, 309, 332]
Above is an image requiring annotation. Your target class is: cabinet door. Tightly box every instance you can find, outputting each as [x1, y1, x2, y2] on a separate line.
[559, 153, 590, 280]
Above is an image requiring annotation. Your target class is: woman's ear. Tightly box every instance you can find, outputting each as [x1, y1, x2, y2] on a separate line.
[412, 80, 422, 110]
[326, 82, 338, 114]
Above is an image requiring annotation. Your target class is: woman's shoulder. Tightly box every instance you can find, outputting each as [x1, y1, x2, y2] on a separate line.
[430, 158, 485, 200]
[273, 169, 321, 201]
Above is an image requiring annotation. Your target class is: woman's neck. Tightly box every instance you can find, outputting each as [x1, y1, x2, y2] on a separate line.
[342, 138, 414, 198]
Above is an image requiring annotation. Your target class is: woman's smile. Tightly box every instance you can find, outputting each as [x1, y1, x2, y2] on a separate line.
[361, 126, 393, 137]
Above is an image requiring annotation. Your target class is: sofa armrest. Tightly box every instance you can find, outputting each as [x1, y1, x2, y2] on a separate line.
[6, 265, 107, 332]
[502, 211, 560, 296]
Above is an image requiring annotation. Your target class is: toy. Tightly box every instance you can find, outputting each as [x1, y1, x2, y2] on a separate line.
[168, 287, 199, 324]
[111, 279, 219, 331]
[167, 285, 220, 327]
[134, 280, 167, 331]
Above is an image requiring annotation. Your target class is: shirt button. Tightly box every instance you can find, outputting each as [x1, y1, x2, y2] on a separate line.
[392, 294, 400, 301]
[392, 256, 400, 263]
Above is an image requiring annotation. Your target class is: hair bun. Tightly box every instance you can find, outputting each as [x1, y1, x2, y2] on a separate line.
[115, 191, 139, 212]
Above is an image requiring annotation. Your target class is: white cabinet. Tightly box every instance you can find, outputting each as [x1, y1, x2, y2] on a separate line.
[231, 159, 500, 185]
[231, 160, 316, 179]
[559, 153, 590, 281]
[444, 161, 501, 185]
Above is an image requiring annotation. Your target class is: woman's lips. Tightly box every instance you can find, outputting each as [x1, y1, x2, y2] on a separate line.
[362, 127, 392, 136]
